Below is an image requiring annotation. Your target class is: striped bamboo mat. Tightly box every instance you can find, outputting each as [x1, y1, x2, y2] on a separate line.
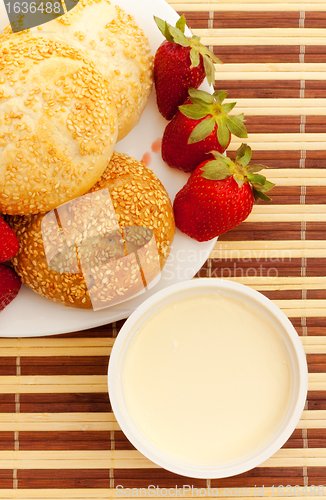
[1, 0, 326, 498]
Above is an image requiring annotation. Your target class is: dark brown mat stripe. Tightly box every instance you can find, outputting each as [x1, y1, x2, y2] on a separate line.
[20, 360, 109, 376]
[0, 472, 14, 489]
[212, 12, 300, 29]
[114, 468, 208, 487]
[210, 474, 305, 489]
[0, 433, 14, 450]
[215, 80, 301, 99]
[304, 328, 325, 337]
[293, 318, 326, 328]
[19, 393, 111, 413]
[219, 220, 326, 240]
[308, 429, 326, 438]
[218, 79, 326, 99]
[16, 429, 303, 451]
[307, 355, 326, 373]
[308, 392, 326, 410]
[19, 432, 116, 451]
[176, 11, 209, 27]
[245, 117, 302, 134]
[20, 356, 110, 366]
[307, 260, 326, 276]
[217, 51, 301, 64]
[258, 290, 303, 300]
[0, 361, 16, 375]
[228, 151, 307, 168]
[306, 290, 326, 299]
[209, 258, 301, 277]
[17, 469, 208, 489]
[205, 258, 326, 277]
[17, 470, 112, 489]
[220, 230, 302, 241]
[0, 394, 15, 413]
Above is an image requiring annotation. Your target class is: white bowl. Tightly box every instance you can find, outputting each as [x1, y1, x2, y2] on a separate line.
[108, 278, 308, 479]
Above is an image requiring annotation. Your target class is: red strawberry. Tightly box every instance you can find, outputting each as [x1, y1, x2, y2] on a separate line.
[162, 88, 248, 172]
[173, 144, 275, 242]
[154, 15, 222, 120]
[0, 216, 19, 262]
[0, 264, 21, 312]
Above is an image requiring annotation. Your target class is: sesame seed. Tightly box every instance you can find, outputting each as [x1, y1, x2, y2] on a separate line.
[0, 35, 118, 215]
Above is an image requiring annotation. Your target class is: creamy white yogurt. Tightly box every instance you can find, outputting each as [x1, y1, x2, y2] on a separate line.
[121, 291, 293, 466]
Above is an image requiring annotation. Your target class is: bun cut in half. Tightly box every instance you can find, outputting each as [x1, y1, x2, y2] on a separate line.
[0, 36, 118, 215]
[8, 153, 175, 310]
[1, 0, 154, 141]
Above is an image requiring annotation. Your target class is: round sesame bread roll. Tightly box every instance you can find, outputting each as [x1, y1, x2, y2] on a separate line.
[8, 152, 175, 309]
[0, 35, 118, 215]
[0, 0, 154, 141]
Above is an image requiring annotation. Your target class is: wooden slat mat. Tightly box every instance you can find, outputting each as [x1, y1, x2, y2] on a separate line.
[1, 0, 326, 498]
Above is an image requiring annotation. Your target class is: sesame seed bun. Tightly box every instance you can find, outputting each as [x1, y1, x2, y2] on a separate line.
[0, 35, 118, 216]
[7, 152, 175, 309]
[1, 0, 154, 141]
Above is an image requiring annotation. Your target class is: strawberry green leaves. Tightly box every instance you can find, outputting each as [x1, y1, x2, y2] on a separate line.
[178, 104, 209, 120]
[246, 173, 267, 185]
[235, 143, 252, 167]
[190, 47, 200, 68]
[201, 164, 231, 180]
[234, 144, 275, 201]
[154, 15, 222, 86]
[179, 88, 248, 149]
[186, 88, 214, 105]
[202, 55, 215, 85]
[154, 14, 187, 39]
[225, 114, 247, 142]
[216, 120, 230, 150]
[154, 16, 174, 42]
[213, 90, 228, 104]
[175, 14, 186, 33]
[188, 117, 216, 144]
[252, 180, 275, 201]
[201, 154, 233, 180]
[200, 144, 275, 202]
[168, 25, 189, 47]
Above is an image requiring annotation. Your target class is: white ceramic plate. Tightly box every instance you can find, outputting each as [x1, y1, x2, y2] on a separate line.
[0, 0, 217, 337]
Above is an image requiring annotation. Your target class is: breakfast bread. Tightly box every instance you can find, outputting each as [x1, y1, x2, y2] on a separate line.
[0, 35, 118, 216]
[8, 152, 175, 309]
[0, 0, 154, 141]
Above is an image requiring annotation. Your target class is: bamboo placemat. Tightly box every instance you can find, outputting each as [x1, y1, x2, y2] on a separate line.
[1, 0, 326, 498]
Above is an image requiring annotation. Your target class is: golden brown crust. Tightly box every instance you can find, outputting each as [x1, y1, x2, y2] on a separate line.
[9, 213, 92, 308]
[0, 36, 118, 215]
[90, 152, 175, 267]
[8, 153, 175, 309]
[0, 0, 154, 141]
